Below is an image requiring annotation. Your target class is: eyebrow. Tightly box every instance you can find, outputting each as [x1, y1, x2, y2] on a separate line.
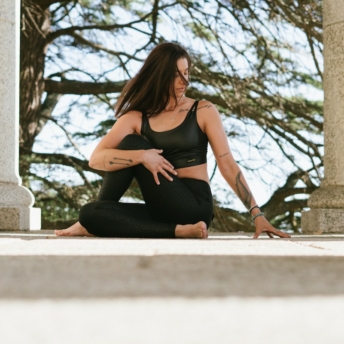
[176, 68, 189, 73]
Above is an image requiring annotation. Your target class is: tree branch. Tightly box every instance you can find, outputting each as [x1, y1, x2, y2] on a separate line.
[69, 32, 144, 61]
[262, 169, 318, 219]
[22, 149, 104, 178]
[44, 79, 126, 95]
[40, 114, 87, 160]
[37, 0, 73, 10]
[35, 92, 62, 138]
[45, 14, 152, 44]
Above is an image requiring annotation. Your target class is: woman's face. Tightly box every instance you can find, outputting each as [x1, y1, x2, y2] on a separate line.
[174, 57, 189, 96]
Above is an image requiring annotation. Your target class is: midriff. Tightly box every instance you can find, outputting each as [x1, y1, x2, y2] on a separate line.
[174, 163, 209, 184]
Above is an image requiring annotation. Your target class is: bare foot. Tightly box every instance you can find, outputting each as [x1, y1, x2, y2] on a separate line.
[175, 221, 208, 239]
[55, 221, 94, 237]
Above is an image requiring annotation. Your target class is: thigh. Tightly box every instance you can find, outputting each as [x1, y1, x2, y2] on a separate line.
[97, 168, 134, 202]
[134, 164, 213, 226]
[97, 134, 152, 202]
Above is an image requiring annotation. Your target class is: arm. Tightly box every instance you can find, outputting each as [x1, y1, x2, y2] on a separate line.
[200, 102, 290, 239]
[89, 112, 176, 184]
[89, 112, 144, 171]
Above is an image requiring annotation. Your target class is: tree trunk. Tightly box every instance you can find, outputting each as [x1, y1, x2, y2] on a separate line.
[20, 0, 50, 150]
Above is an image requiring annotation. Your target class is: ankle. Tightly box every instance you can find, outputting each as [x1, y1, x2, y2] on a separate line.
[175, 224, 185, 238]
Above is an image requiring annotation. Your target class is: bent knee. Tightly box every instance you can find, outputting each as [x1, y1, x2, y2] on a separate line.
[79, 202, 98, 230]
[117, 134, 152, 150]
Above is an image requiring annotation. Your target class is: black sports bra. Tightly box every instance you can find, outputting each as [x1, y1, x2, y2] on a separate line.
[141, 100, 208, 169]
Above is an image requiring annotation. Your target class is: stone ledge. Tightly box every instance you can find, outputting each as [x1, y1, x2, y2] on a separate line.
[1, 297, 344, 344]
[1, 253, 344, 298]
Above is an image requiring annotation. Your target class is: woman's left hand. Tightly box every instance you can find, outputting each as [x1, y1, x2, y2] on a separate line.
[253, 215, 291, 239]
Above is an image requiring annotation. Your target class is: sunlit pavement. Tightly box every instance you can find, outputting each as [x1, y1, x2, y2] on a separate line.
[1, 231, 344, 343]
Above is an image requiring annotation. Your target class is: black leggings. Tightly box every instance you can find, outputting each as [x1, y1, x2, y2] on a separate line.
[79, 134, 213, 238]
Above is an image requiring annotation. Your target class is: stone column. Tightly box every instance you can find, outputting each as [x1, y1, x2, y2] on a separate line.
[301, 0, 344, 233]
[0, 0, 41, 230]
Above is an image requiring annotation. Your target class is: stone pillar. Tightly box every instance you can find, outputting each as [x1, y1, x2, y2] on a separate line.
[0, 0, 41, 230]
[301, 0, 344, 233]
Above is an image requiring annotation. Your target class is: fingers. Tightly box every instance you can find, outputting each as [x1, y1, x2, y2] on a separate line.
[254, 229, 290, 239]
[160, 169, 174, 182]
[153, 168, 175, 184]
[254, 217, 291, 239]
[267, 227, 290, 238]
[275, 230, 291, 238]
[162, 159, 174, 169]
[253, 231, 260, 239]
[146, 152, 178, 184]
[264, 229, 290, 239]
[153, 172, 160, 185]
[163, 160, 177, 175]
[154, 150, 175, 172]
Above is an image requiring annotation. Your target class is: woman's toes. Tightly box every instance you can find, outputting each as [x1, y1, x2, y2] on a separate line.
[198, 221, 207, 239]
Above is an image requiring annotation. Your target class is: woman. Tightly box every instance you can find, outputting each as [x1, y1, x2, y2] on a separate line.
[55, 42, 290, 239]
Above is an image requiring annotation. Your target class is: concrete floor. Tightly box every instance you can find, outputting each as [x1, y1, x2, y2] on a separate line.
[1, 231, 344, 343]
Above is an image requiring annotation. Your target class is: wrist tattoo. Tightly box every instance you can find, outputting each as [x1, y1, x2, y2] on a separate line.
[235, 171, 252, 210]
[219, 152, 229, 158]
[109, 156, 133, 166]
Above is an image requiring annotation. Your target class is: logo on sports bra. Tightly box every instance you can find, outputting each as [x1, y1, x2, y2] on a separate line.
[187, 159, 196, 163]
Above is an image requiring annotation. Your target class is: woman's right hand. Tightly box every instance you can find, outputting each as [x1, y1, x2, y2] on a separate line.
[141, 149, 177, 185]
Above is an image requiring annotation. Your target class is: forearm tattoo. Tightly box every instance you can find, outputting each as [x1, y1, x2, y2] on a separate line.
[235, 171, 252, 210]
[109, 157, 133, 166]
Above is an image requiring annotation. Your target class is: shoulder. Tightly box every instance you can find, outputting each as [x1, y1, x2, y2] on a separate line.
[195, 100, 223, 134]
[118, 110, 143, 119]
[197, 100, 218, 114]
[116, 110, 143, 125]
[197, 99, 213, 108]
[113, 110, 143, 133]
[196, 100, 220, 121]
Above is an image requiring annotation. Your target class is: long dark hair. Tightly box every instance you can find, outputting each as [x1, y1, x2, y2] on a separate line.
[115, 42, 191, 118]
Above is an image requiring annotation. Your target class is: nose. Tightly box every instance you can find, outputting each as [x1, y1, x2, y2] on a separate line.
[179, 77, 186, 85]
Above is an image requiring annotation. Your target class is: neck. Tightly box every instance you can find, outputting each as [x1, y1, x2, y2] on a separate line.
[165, 95, 184, 111]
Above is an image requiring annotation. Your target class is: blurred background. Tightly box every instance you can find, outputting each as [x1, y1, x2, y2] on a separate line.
[20, 0, 323, 232]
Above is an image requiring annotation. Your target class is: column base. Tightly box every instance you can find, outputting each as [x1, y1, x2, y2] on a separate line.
[0, 207, 41, 230]
[301, 208, 344, 234]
